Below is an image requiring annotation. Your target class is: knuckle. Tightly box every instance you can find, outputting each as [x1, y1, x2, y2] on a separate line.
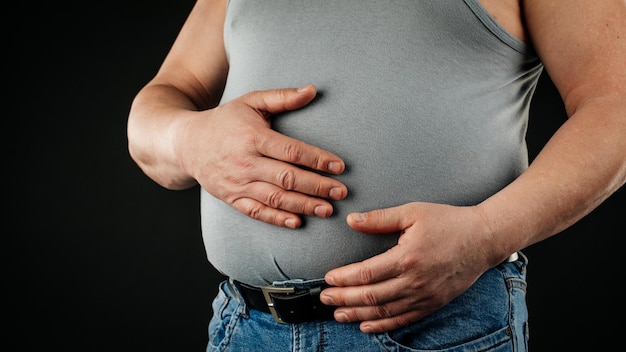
[289, 199, 307, 214]
[230, 154, 255, 170]
[283, 143, 304, 163]
[220, 178, 248, 204]
[242, 202, 263, 220]
[357, 266, 374, 284]
[277, 168, 296, 190]
[310, 182, 324, 197]
[276, 88, 288, 101]
[239, 128, 260, 148]
[393, 315, 412, 328]
[311, 153, 323, 170]
[267, 213, 282, 227]
[398, 254, 418, 272]
[348, 310, 363, 322]
[374, 305, 393, 319]
[360, 289, 379, 306]
[370, 208, 386, 222]
[266, 190, 284, 208]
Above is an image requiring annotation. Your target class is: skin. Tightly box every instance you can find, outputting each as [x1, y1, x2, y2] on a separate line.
[127, 0, 626, 334]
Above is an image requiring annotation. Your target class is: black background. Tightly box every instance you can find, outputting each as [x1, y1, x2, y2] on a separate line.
[9, 1, 624, 351]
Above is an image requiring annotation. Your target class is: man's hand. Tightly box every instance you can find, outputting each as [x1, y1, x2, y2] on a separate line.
[181, 85, 348, 228]
[321, 202, 494, 333]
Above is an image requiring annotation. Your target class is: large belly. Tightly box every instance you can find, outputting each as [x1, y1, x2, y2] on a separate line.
[201, 0, 533, 285]
[201, 81, 524, 286]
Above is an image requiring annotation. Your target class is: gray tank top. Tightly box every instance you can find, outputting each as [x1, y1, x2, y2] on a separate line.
[201, 0, 543, 286]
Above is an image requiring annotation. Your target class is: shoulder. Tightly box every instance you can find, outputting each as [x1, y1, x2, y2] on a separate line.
[522, 0, 626, 112]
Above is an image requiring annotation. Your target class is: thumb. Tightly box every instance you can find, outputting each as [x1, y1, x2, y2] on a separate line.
[346, 206, 407, 234]
[242, 84, 317, 116]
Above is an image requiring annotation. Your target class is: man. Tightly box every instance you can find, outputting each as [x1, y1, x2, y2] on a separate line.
[127, 0, 625, 350]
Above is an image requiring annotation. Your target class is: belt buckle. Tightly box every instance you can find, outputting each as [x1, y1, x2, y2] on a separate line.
[260, 286, 295, 323]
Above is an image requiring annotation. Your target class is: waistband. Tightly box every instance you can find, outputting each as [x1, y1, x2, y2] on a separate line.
[230, 252, 521, 324]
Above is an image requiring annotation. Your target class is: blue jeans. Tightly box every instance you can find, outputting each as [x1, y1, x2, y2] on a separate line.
[207, 252, 529, 352]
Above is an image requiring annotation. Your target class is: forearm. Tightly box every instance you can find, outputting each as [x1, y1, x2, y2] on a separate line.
[127, 82, 202, 190]
[478, 97, 626, 265]
[127, 0, 229, 190]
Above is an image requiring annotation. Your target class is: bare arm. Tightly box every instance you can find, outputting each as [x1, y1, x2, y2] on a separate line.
[320, 0, 625, 333]
[127, 0, 229, 189]
[127, 0, 348, 228]
[476, 0, 626, 263]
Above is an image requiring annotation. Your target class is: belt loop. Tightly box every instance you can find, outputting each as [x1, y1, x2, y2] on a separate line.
[506, 252, 519, 263]
[227, 279, 241, 303]
[309, 286, 323, 299]
[227, 279, 250, 317]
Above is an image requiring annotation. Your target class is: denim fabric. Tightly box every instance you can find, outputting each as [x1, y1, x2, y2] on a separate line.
[207, 253, 529, 352]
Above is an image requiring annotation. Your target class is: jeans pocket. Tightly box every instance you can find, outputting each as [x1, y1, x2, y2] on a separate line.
[375, 266, 520, 351]
[377, 324, 513, 352]
[207, 281, 241, 351]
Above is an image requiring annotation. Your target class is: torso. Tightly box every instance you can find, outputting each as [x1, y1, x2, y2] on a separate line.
[202, 0, 542, 286]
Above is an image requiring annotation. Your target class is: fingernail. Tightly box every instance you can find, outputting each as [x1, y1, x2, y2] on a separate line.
[329, 187, 342, 200]
[351, 213, 366, 222]
[285, 218, 297, 228]
[335, 311, 348, 323]
[321, 293, 335, 306]
[327, 161, 341, 173]
[361, 324, 373, 333]
[297, 84, 312, 92]
[314, 206, 330, 218]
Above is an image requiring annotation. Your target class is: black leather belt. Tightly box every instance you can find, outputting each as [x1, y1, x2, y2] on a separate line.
[232, 280, 336, 324]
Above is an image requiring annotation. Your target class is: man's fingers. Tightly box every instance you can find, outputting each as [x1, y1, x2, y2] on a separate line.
[242, 85, 318, 117]
[257, 128, 346, 175]
[320, 282, 433, 333]
[358, 311, 427, 334]
[230, 197, 303, 229]
[232, 179, 343, 222]
[217, 86, 347, 226]
[324, 246, 402, 287]
[346, 206, 409, 234]
[331, 295, 422, 324]
[258, 157, 347, 200]
[242, 86, 346, 175]
[320, 266, 406, 307]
